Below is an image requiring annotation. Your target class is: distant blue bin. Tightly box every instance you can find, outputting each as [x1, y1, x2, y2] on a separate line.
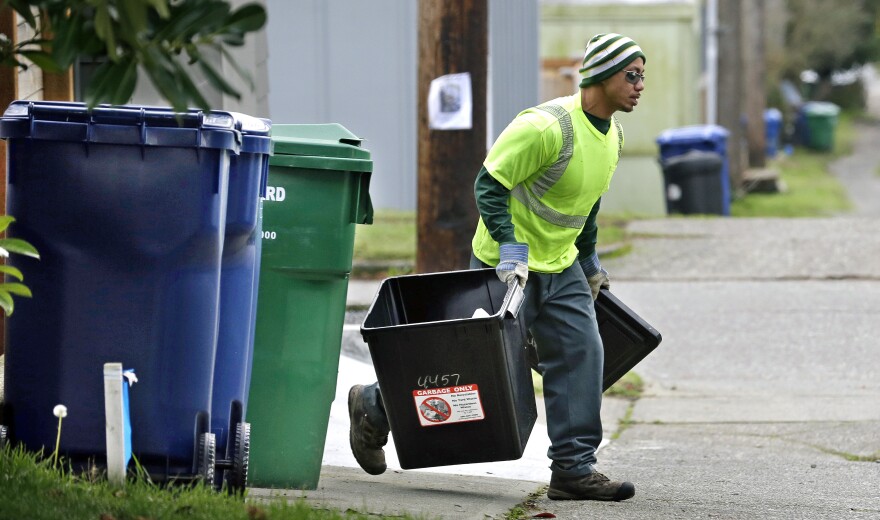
[0, 101, 239, 480]
[211, 113, 271, 482]
[656, 125, 731, 215]
[764, 108, 783, 157]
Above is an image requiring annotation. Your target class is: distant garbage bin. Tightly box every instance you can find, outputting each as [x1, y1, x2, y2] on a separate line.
[764, 108, 783, 157]
[0, 101, 240, 481]
[361, 269, 537, 470]
[660, 150, 725, 215]
[211, 113, 272, 491]
[801, 101, 840, 151]
[656, 125, 731, 215]
[247, 123, 373, 490]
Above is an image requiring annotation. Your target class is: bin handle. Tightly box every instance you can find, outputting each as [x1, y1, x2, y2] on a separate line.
[351, 171, 374, 225]
[499, 281, 524, 319]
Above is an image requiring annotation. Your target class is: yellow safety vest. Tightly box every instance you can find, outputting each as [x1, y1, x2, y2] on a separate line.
[472, 93, 622, 273]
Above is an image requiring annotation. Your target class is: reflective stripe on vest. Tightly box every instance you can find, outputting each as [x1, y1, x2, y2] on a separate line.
[614, 116, 623, 158]
[531, 104, 572, 197]
[510, 103, 587, 229]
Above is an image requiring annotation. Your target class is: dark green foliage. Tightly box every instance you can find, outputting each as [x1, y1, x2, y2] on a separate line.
[784, 0, 880, 80]
[0, 0, 267, 112]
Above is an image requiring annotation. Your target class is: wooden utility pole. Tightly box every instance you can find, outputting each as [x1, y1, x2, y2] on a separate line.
[416, 0, 487, 273]
[742, 0, 767, 169]
[717, 0, 747, 195]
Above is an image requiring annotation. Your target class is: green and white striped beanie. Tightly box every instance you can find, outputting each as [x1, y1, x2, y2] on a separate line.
[579, 33, 646, 88]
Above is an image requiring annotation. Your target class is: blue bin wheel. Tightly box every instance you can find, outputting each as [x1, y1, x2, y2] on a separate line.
[197, 432, 216, 485]
[225, 422, 250, 494]
[0, 425, 7, 450]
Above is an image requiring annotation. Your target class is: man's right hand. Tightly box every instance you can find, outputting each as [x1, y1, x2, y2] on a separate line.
[496, 242, 529, 288]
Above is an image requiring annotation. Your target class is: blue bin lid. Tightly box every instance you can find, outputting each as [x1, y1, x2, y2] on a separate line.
[656, 124, 730, 146]
[229, 112, 273, 155]
[0, 101, 240, 153]
[764, 108, 783, 122]
[227, 112, 272, 198]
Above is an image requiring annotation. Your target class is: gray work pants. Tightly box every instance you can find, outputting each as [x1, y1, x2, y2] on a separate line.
[362, 258, 604, 477]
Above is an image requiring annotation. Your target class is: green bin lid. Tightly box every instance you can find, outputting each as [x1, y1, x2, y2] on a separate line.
[270, 123, 372, 172]
[803, 101, 840, 117]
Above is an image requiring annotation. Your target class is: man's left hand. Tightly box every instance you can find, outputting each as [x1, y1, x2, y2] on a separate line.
[586, 267, 610, 300]
[579, 252, 611, 300]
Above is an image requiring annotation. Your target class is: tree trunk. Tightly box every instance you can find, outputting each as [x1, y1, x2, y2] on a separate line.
[717, 0, 747, 196]
[742, 0, 767, 168]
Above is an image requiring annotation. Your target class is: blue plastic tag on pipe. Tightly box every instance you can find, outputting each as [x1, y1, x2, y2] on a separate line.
[122, 369, 138, 467]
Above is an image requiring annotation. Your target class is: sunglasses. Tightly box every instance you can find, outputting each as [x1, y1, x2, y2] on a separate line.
[623, 70, 645, 85]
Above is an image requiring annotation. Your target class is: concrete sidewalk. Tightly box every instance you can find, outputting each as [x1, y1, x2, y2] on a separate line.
[254, 466, 544, 518]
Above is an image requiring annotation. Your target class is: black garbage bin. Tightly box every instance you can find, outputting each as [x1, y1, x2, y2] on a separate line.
[660, 150, 725, 215]
[361, 269, 537, 470]
[656, 125, 730, 215]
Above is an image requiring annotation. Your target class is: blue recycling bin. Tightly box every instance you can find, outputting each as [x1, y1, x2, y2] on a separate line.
[0, 101, 239, 481]
[764, 108, 783, 157]
[210, 113, 271, 487]
[656, 125, 731, 215]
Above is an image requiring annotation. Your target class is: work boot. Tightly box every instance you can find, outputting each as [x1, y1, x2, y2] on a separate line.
[547, 471, 635, 501]
[348, 384, 390, 475]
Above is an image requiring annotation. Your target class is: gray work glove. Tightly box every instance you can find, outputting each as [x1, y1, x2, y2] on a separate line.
[496, 242, 529, 288]
[587, 268, 610, 300]
[579, 252, 610, 300]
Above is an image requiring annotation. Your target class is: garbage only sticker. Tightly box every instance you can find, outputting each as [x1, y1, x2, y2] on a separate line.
[413, 385, 485, 427]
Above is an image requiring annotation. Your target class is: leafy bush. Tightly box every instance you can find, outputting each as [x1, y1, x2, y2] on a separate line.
[0, 216, 39, 316]
[0, 0, 267, 111]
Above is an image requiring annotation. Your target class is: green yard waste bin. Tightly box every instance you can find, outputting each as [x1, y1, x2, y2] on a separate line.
[247, 123, 373, 489]
[802, 101, 840, 152]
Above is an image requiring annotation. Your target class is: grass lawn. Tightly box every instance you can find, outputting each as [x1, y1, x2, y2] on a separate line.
[731, 149, 852, 217]
[0, 446, 392, 520]
[352, 210, 416, 264]
[730, 110, 856, 218]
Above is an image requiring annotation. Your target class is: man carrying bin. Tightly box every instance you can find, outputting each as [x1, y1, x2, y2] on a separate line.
[349, 33, 646, 502]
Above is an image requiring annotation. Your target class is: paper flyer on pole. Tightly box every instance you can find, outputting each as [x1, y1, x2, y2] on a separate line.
[428, 72, 472, 130]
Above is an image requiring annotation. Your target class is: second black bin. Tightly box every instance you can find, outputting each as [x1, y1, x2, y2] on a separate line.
[661, 149, 725, 215]
[361, 269, 537, 470]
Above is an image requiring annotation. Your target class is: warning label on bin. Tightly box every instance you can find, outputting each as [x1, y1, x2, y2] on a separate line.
[412, 385, 485, 427]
